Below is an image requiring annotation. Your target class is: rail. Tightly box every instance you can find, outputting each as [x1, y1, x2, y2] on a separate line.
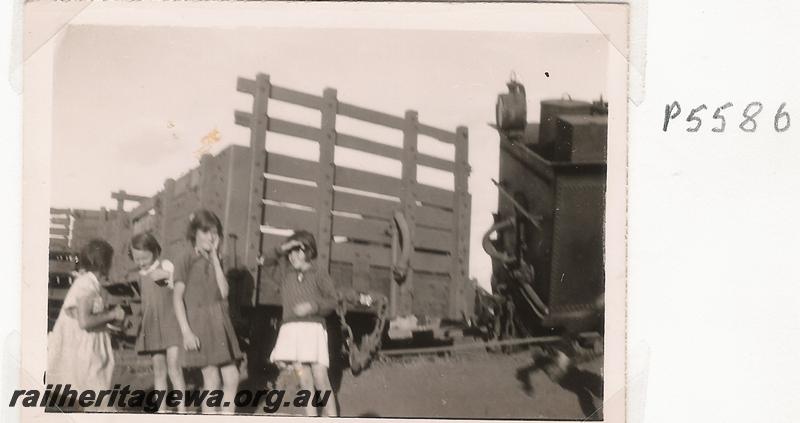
[378, 332, 601, 357]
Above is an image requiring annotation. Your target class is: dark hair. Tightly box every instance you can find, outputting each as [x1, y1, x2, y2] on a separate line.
[77, 239, 114, 277]
[128, 232, 162, 260]
[186, 209, 223, 247]
[287, 230, 317, 260]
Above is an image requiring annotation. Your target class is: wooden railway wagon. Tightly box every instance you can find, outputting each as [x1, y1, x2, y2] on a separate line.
[125, 146, 254, 273]
[487, 79, 606, 337]
[48, 207, 139, 334]
[115, 74, 472, 325]
[49, 207, 131, 281]
[234, 73, 473, 322]
[58, 74, 474, 374]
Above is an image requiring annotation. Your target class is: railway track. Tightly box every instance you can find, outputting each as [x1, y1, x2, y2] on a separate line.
[378, 332, 602, 359]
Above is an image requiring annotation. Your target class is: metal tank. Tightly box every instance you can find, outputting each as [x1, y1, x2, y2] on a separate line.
[485, 79, 606, 338]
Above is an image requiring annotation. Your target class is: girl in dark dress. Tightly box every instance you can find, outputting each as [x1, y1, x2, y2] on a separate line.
[172, 210, 242, 414]
[130, 232, 186, 413]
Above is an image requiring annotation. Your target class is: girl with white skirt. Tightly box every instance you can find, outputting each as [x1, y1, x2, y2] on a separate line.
[262, 230, 338, 417]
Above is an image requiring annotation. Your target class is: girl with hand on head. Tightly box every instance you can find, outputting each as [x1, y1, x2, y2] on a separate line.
[47, 239, 125, 403]
[262, 230, 339, 417]
[172, 210, 241, 414]
[130, 232, 186, 413]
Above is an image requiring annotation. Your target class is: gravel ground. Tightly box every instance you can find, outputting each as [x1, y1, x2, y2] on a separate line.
[111, 346, 603, 419]
[337, 350, 603, 419]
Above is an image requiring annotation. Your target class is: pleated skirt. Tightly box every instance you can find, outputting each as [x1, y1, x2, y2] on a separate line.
[270, 321, 329, 368]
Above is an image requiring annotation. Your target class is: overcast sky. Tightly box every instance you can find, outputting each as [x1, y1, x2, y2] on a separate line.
[51, 25, 608, 288]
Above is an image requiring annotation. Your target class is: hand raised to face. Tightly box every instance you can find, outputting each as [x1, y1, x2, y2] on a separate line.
[280, 240, 304, 252]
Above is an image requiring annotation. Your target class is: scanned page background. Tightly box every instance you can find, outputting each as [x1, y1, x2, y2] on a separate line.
[2, 1, 800, 422]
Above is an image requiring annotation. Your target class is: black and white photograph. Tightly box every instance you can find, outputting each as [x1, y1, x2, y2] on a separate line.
[23, 2, 627, 421]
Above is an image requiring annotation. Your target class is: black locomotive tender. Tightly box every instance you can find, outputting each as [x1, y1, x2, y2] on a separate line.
[486, 78, 606, 344]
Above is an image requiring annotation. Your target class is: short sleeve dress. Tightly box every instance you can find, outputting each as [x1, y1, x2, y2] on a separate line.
[173, 249, 242, 368]
[47, 272, 115, 392]
[135, 259, 183, 354]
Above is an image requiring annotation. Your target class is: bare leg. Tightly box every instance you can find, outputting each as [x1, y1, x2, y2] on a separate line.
[311, 364, 338, 417]
[295, 363, 316, 417]
[165, 346, 186, 413]
[200, 366, 221, 414]
[219, 362, 240, 415]
[151, 353, 168, 413]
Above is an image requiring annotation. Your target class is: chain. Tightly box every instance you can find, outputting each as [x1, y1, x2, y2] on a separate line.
[336, 292, 389, 375]
[351, 295, 388, 374]
[336, 295, 356, 363]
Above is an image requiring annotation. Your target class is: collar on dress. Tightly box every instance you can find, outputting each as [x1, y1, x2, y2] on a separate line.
[139, 259, 161, 276]
[293, 261, 316, 281]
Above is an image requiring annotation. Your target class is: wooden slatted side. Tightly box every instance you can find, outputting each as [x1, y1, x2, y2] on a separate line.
[50, 217, 70, 226]
[263, 204, 317, 232]
[329, 261, 353, 290]
[332, 215, 391, 245]
[332, 190, 398, 220]
[264, 179, 318, 208]
[417, 154, 455, 172]
[260, 233, 287, 253]
[337, 133, 401, 161]
[418, 123, 457, 144]
[412, 272, 450, 317]
[338, 101, 406, 130]
[449, 125, 470, 319]
[416, 184, 455, 209]
[330, 242, 450, 274]
[239, 74, 470, 316]
[237, 73, 270, 276]
[367, 266, 392, 298]
[411, 251, 451, 274]
[128, 197, 157, 221]
[240, 78, 324, 111]
[73, 210, 107, 219]
[236, 77, 256, 95]
[234, 110, 252, 127]
[416, 205, 453, 230]
[316, 88, 338, 271]
[265, 153, 319, 183]
[260, 232, 287, 245]
[271, 85, 324, 110]
[331, 242, 392, 268]
[414, 226, 453, 252]
[268, 117, 322, 142]
[50, 228, 69, 237]
[335, 167, 401, 197]
[337, 132, 454, 172]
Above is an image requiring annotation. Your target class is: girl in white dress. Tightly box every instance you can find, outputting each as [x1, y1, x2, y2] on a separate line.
[47, 239, 124, 407]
